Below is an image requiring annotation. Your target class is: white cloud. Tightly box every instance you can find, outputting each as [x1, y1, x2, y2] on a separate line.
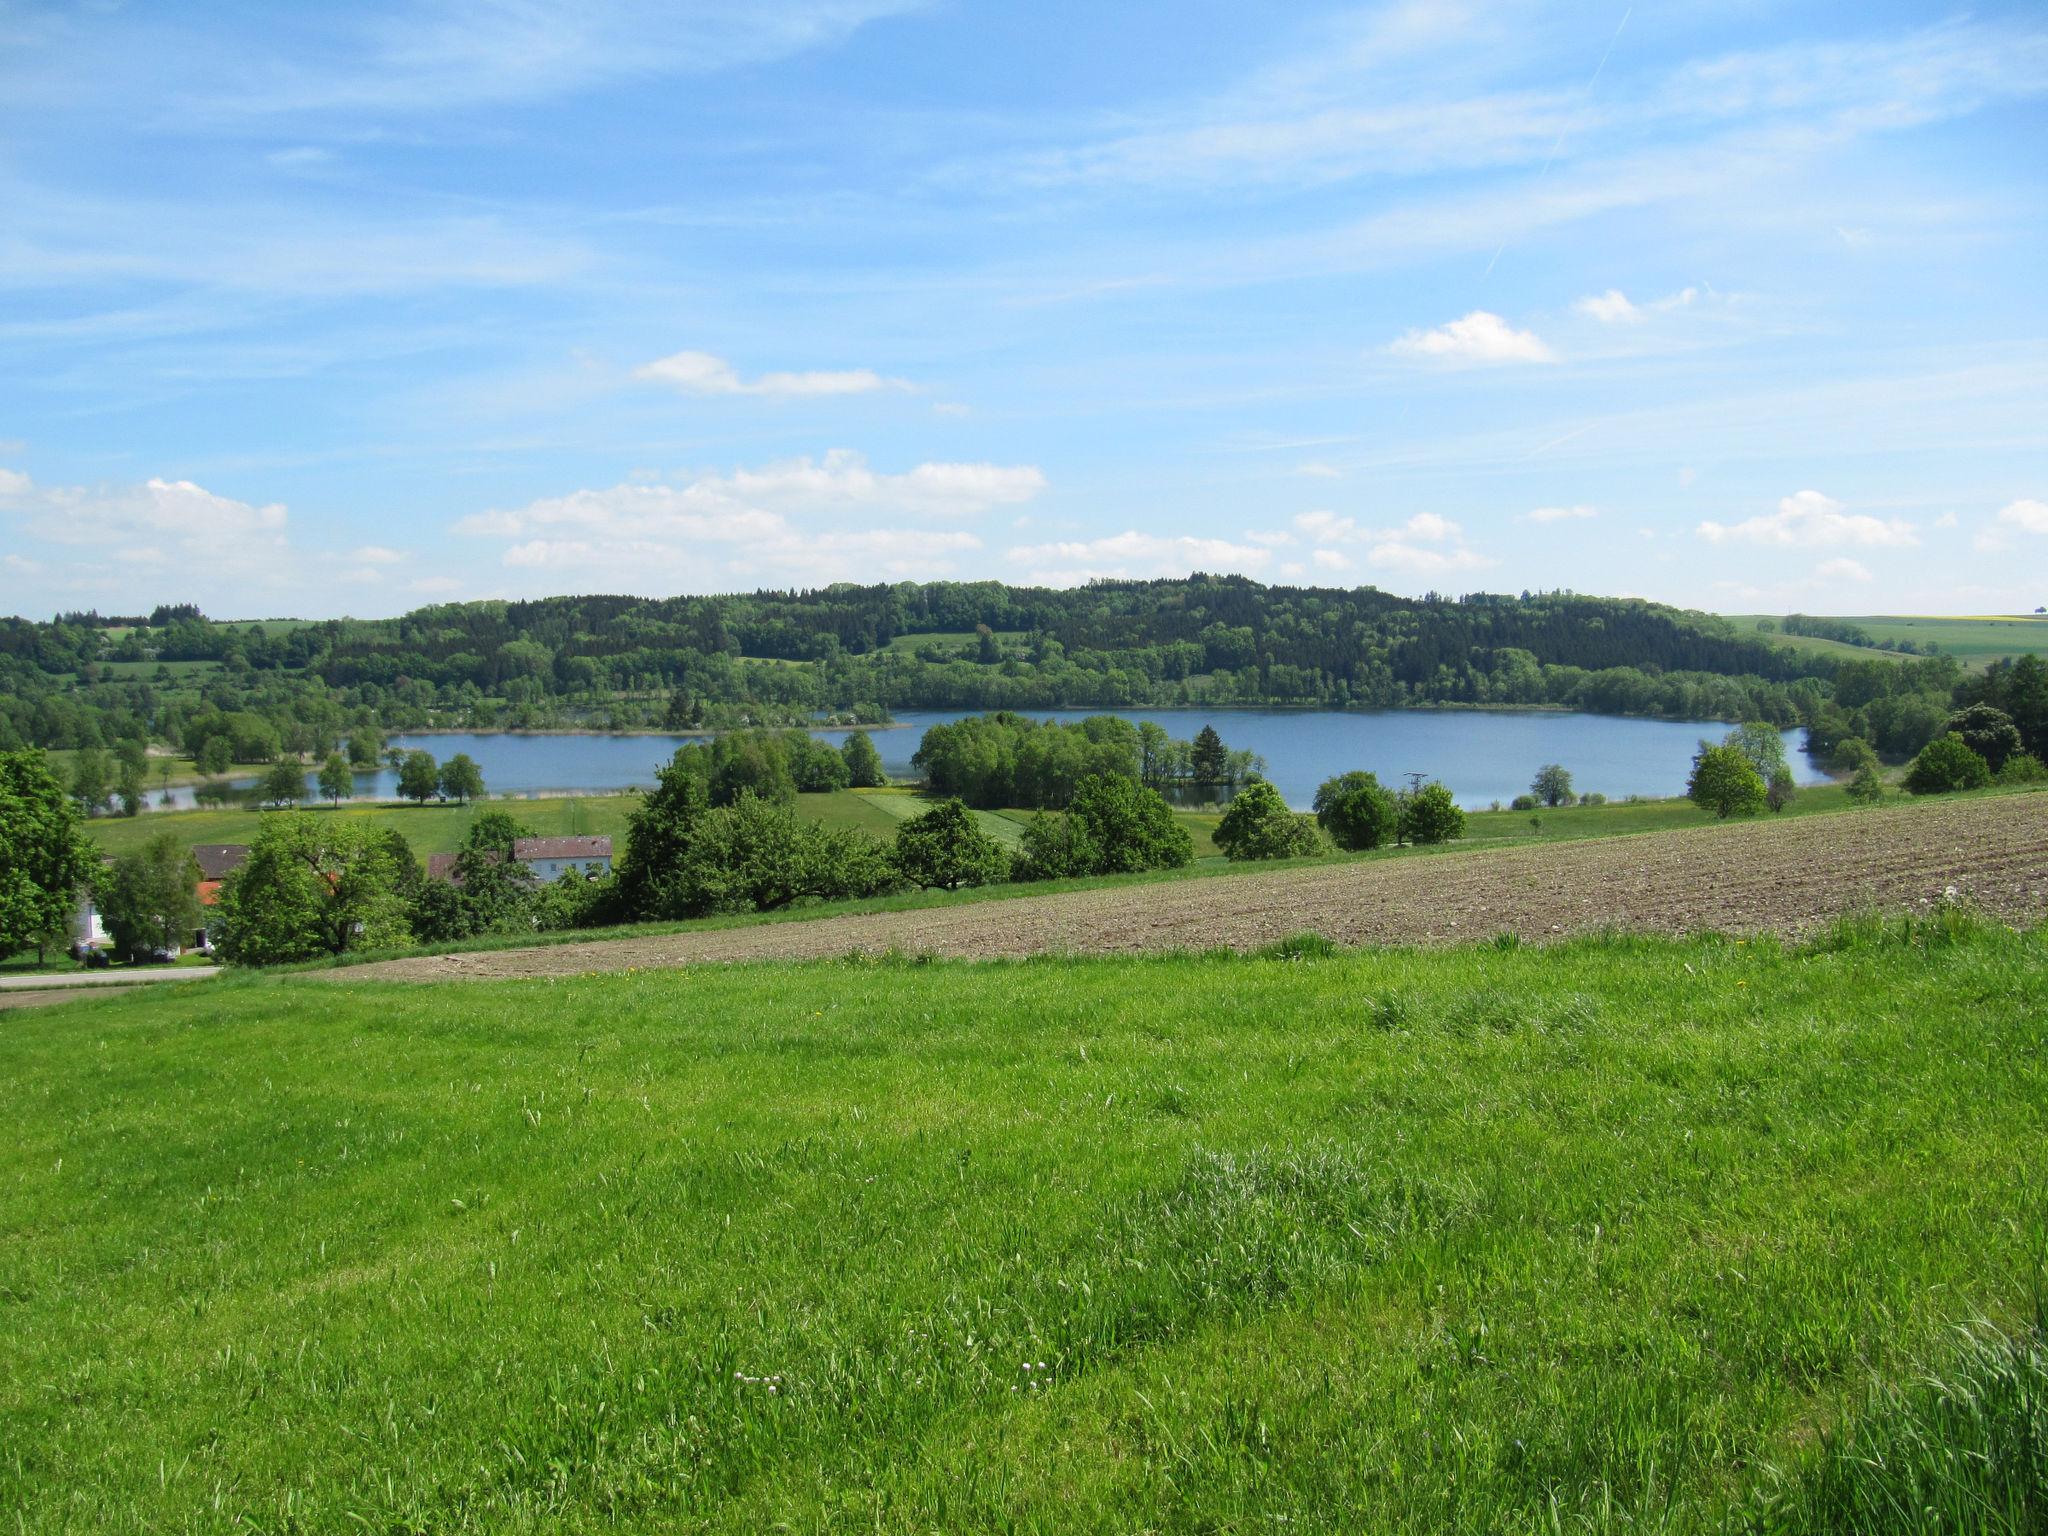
[1522, 504, 1597, 523]
[1933, 511, 1959, 529]
[1815, 557, 1873, 582]
[1697, 490, 1918, 548]
[458, 451, 1044, 592]
[1388, 310, 1553, 364]
[634, 351, 913, 399]
[1295, 461, 1343, 479]
[1998, 498, 2048, 534]
[1573, 287, 1700, 323]
[1003, 530, 1272, 586]
[1282, 508, 1494, 579]
[346, 544, 407, 564]
[1310, 547, 1349, 571]
[0, 470, 297, 610]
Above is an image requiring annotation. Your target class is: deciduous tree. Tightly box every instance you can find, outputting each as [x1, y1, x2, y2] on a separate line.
[0, 751, 95, 964]
[1313, 771, 1397, 851]
[1688, 744, 1767, 818]
[894, 799, 1009, 890]
[98, 833, 201, 959]
[1214, 780, 1323, 861]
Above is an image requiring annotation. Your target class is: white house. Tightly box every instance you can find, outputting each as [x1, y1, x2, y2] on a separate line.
[513, 835, 613, 882]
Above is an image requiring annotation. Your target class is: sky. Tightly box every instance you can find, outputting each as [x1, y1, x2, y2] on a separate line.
[1, 0, 2044, 621]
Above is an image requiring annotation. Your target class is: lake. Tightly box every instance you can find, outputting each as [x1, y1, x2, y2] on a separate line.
[180, 709, 1817, 811]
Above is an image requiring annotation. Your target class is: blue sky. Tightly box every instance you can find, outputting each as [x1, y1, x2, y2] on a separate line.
[1, 0, 2044, 619]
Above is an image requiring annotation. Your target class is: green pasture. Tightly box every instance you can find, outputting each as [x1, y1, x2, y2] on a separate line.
[1732, 613, 2048, 669]
[3, 922, 2043, 1531]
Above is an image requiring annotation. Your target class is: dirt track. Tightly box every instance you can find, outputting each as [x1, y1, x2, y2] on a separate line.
[331, 795, 2048, 983]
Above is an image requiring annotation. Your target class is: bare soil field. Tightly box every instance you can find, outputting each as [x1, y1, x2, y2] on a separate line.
[336, 793, 2048, 983]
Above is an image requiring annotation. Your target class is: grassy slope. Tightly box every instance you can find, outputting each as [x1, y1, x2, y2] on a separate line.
[3, 925, 2043, 1532]
[1730, 613, 2048, 669]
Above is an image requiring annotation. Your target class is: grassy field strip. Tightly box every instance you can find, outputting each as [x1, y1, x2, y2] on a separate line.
[335, 790, 2048, 981]
[2, 927, 2043, 1529]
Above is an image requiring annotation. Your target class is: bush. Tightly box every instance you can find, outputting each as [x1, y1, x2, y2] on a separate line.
[1213, 780, 1323, 861]
[1904, 734, 1992, 795]
[677, 793, 895, 913]
[1688, 744, 1767, 818]
[1766, 767, 1797, 813]
[1015, 811, 1099, 881]
[1313, 771, 1397, 851]
[893, 799, 1009, 890]
[1401, 783, 1465, 845]
[1995, 751, 2046, 786]
[1071, 774, 1193, 874]
[1847, 764, 1885, 804]
[1510, 793, 1540, 812]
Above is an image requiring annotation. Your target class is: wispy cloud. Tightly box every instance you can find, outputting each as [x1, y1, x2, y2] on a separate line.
[1522, 503, 1597, 523]
[1003, 530, 1273, 587]
[634, 350, 914, 398]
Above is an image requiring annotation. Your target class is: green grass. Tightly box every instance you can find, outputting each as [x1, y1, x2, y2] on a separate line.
[3, 921, 2043, 1531]
[1732, 613, 2048, 670]
[90, 659, 222, 680]
[881, 628, 1031, 653]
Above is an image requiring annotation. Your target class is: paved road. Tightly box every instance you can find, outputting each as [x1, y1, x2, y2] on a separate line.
[328, 794, 2048, 984]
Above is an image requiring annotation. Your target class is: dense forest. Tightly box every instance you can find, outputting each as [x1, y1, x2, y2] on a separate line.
[1, 578, 2020, 777]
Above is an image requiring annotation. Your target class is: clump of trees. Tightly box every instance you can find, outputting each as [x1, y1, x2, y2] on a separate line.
[1400, 783, 1465, 845]
[1213, 780, 1324, 861]
[212, 814, 419, 965]
[1687, 743, 1767, 818]
[894, 800, 1009, 890]
[1014, 773, 1193, 880]
[841, 730, 886, 788]
[915, 714, 1258, 809]
[1312, 771, 1397, 851]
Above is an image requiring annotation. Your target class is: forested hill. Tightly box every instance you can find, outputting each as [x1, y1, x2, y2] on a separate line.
[5, 578, 1900, 752]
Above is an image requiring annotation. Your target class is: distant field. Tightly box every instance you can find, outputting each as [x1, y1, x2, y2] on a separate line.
[90, 658, 221, 681]
[1731, 613, 2048, 669]
[4, 921, 2043, 1530]
[882, 628, 1031, 652]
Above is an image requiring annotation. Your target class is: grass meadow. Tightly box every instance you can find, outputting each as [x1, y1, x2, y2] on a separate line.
[3, 919, 2044, 1532]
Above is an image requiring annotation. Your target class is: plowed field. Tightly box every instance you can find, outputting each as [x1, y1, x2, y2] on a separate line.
[337, 792, 2048, 982]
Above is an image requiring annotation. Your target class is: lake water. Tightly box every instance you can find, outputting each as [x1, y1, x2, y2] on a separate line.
[150, 709, 1818, 812]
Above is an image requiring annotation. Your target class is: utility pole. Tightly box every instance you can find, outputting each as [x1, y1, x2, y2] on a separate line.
[1398, 771, 1426, 846]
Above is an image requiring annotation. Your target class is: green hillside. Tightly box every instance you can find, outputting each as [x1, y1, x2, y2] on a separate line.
[3, 924, 2042, 1531]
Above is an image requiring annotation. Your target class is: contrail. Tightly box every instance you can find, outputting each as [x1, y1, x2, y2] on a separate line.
[1484, 6, 1632, 279]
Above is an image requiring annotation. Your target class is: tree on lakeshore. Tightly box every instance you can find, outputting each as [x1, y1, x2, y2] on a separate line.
[213, 814, 413, 965]
[1214, 780, 1324, 861]
[114, 756, 146, 817]
[259, 760, 305, 809]
[1401, 783, 1466, 845]
[319, 753, 353, 806]
[1530, 764, 1575, 808]
[1723, 722, 1790, 782]
[1688, 744, 1767, 818]
[1313, 771, 1398, 851]
[347, 728, 383, 769]
[0, 751, 95, 964]
[894, 799, 1009, 890]
[196, 735, 232, 777]
[397, 750, 441, 804]
[841, 730, 886, 788]
[438, 753, 485, 805]
[98, 833, 201, 960]
[1904, 734, 1992, 795]
[1190, 725, 1228, 785]
[69, 748, 111, 814]
[1941, 704, 2022, 774]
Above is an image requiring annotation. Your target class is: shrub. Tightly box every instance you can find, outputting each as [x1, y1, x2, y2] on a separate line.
[1904, 734, 1992, 795]
[1847, 764, 1885, 804]
[1995, 751, 2046, 786]
[1313, 771, 1398, 851]
[1066, 773, 1194, 873]
[1401, 783, 1466, 845]
[1213, 780, 1323, 861]
[1766, 767, 1797, 813]
[1510, 793, 1540, 812]
[1688, 744, 1766, 818]
[1015, 811, 1098, 882]
[894, 799, 1009, 890]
